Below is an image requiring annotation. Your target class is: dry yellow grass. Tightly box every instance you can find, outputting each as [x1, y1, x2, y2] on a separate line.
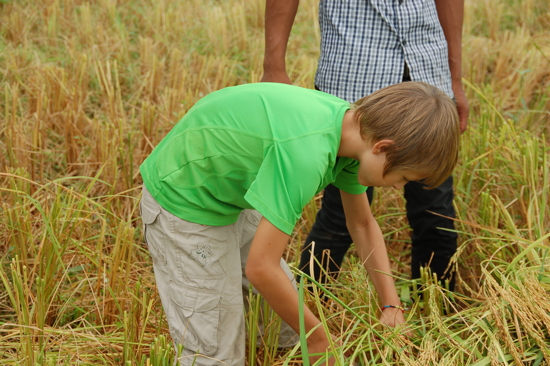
[0, 0, 549, 365]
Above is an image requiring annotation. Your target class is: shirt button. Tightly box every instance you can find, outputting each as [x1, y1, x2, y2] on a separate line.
[402, 40, 407, 46]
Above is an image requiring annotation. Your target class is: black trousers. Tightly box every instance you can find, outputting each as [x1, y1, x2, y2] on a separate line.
[300, 73, 457, 291]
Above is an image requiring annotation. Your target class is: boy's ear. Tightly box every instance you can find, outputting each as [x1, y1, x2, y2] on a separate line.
[371, 139, 395, 154]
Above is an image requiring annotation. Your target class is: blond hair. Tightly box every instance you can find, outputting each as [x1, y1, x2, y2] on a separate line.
[352, 82, 460, 189]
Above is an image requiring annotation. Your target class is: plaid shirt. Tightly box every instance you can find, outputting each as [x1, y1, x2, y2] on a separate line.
[315, 0, 453, 102]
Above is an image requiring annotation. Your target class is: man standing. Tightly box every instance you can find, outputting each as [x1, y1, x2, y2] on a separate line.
[261, 0, 469, 291]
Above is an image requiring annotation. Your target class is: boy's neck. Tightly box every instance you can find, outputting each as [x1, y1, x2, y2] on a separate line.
[338, 110, 367, 159]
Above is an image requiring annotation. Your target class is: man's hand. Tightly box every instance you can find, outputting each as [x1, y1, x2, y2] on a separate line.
[435, 0, 468, 132]
[453, 82, 469, 133]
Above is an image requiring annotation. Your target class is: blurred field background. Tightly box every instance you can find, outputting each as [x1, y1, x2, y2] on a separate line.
[0, 0, 549, 365]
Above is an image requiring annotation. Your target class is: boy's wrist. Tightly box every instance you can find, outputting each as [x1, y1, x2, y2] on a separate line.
[376, 288, 401, 308]
[307, 324, 329, 343]
[381, 304, 408, 313]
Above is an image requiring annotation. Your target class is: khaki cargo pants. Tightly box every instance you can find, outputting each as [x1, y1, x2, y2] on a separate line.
[140, 187, 298, 366]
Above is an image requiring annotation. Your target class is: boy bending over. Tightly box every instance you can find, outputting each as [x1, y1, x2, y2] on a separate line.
[139, 82, 460, 365]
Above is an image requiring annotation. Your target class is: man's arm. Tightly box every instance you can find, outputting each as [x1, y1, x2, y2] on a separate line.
[340, 190, 406, 327]
[435, 0, 470, 132]
[246, 217, 335, 365]
[260, 0, 300, 84]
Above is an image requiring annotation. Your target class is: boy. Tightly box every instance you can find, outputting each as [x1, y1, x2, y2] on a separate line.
[139, 81, 460, 365]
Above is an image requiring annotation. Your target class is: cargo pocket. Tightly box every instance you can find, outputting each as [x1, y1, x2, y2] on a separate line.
[140, 198, 167, 266]
[167, 281, 221, 356]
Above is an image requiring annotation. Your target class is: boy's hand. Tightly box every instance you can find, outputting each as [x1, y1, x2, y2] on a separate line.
[379, 306, 405, 327]
[247, 218, 338, 364]
[307, 332, 338, 366]
[379, 307, 412, 337]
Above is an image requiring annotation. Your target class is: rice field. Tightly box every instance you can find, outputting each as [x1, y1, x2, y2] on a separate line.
[0, 0, 549, 365]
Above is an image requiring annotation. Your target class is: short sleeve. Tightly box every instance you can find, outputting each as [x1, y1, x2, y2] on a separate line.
[244, 143, 322, 235]
[332, 159, 368, 194]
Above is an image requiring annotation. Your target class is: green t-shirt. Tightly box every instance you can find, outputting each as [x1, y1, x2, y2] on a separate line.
[140, 83, 367, 235]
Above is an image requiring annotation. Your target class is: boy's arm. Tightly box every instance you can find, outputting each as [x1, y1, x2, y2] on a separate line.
[435, 0, 470, 132]
[246, 217, 334, 364]
[340, 190, 406, 327]
[260, 0, 300, 84]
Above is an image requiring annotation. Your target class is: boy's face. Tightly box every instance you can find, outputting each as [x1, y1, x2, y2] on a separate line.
[357, 140, 426, 189]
